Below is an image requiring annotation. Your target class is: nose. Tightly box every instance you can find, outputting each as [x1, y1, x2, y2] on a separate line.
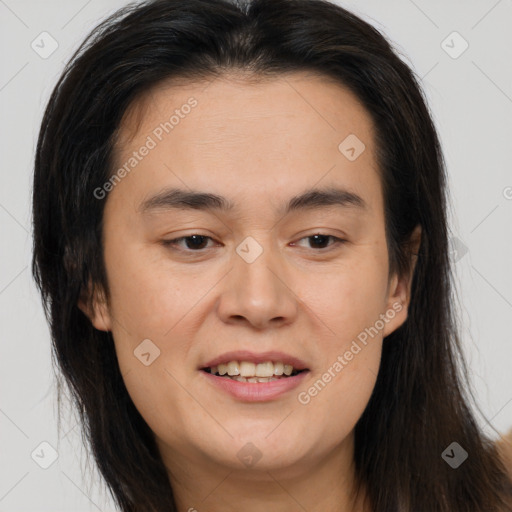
[216, 240, 299, 330]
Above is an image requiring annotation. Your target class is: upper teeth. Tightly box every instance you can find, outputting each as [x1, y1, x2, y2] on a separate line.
[211, 361, 295, 377]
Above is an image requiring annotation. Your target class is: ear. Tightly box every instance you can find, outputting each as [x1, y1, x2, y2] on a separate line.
[382, 224, 422, 337]
[77, 279, 112, 332]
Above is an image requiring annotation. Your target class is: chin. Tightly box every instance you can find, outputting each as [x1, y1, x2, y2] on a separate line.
[210, 426, 311, 471]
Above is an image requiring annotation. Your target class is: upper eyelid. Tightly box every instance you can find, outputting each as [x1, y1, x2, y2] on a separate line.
[164, 233, 345, 250]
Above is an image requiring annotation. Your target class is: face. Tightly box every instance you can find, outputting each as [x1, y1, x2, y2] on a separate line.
[83, 72, 418, 481]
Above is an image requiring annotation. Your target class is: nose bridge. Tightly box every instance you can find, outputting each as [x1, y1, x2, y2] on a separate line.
[239, 238, 280, 295]
[236, 233, 285, 302]
[217, 234, 298, 328]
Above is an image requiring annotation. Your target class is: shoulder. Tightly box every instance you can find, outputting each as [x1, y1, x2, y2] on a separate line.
[496, 428, 512, 479]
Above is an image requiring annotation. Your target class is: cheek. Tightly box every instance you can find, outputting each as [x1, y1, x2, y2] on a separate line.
[103, 251, 194, 444]
[104, 240, 197, 334]
[294, 257, 387, 430]
[298, 356, 380, 452]
[296, 298, 384, 447]
[310, 256, 390, 342]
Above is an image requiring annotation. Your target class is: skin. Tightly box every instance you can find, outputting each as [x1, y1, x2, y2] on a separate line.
[80, 71, 420, 512]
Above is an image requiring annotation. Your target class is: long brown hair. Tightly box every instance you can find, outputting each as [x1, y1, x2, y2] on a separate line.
[31, 0, 512, 510]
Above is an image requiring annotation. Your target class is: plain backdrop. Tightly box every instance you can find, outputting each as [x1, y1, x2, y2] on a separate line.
[1, 0, 511, 510]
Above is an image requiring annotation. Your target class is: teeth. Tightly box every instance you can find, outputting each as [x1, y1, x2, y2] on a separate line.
[228, 375, 280, 383]
[239, 362, 256, 377]
[207, 360, 303, 378]
[255, 362, 274, 377]
[227, 361, 240, 376]
[273, 362, 284, 375]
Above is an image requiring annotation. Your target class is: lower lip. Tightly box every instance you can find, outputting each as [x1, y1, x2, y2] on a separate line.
[200, 370, 310, 402]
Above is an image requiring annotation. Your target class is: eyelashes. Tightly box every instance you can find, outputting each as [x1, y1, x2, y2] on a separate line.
[290, 234, 346, 250]
[161, 233, 346, 254]
[162, 234, 214, 251]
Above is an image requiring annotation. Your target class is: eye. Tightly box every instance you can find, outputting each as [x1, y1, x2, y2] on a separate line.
[161, 234, 216, 252]
[161, 233, 346, 254]
[291, 233, 346, 250]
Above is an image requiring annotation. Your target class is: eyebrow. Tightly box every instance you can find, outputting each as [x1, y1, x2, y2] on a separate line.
[139, 186, 367, 216]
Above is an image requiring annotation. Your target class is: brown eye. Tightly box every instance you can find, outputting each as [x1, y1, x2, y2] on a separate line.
[292, 234, 345, 250]
[162, 234, 215, 252]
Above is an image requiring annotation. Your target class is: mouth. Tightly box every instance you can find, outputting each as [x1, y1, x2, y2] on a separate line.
[200, 361, 310, 402]
[201, 361, 308, 383]
[199, 351, 310, 401]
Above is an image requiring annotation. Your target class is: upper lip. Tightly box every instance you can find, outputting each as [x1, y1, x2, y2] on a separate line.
[201, 350, 309, 371]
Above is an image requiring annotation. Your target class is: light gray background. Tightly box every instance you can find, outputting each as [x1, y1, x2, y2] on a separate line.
[1, 0, 511, 510]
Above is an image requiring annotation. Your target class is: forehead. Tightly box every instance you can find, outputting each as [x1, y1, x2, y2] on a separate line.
[110, 71, 382, 217]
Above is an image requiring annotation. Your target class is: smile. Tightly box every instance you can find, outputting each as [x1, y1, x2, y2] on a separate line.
[203, 360, 306, 383]
[200, 363, 310, 402]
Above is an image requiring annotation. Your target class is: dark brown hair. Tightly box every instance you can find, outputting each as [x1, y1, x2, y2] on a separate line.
[31, 0, 512, 510]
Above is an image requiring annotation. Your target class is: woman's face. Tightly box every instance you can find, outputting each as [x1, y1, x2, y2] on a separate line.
[84, 72, 416, 481]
